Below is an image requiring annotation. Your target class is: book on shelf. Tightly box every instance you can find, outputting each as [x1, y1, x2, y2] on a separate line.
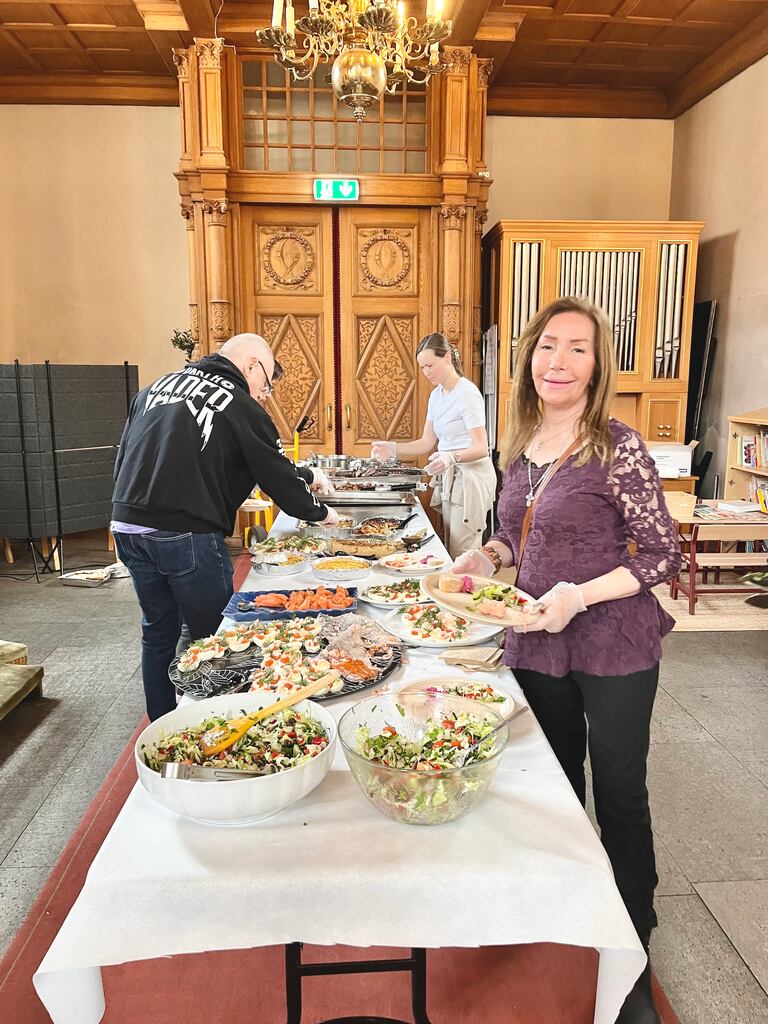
[718, 499, 762, 513]
[693, 502, 767, 521]
[739, 431, 768, 468]
[748, 479, 768, 513]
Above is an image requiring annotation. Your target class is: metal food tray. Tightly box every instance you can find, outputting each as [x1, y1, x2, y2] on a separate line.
[328, 474, 423, 487]
[298, 507, 421, 541]
[325, 490, 418, 507]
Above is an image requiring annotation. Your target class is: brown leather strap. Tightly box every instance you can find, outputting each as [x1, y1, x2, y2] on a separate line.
[518, 439, 582, 570]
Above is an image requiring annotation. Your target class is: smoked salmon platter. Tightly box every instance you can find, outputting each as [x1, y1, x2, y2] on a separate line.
[222, 586, 359, 621]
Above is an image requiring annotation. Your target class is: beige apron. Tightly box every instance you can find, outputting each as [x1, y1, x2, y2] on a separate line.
[430, 455, 497, 559]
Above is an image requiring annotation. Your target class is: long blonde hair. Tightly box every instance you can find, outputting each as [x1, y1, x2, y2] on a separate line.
[500, 296, 616, 470]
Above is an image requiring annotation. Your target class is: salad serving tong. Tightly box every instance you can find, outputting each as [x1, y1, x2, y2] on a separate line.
[160, 762, 270, 781]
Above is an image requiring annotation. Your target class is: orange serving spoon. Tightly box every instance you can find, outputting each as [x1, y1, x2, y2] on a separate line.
[199, 671, 341, 757]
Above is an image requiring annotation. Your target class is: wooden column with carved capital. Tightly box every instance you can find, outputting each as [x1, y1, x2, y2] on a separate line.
[439, 203, 466, 350]
[436, 46, 473, 379]
[467, 58, 493, 382]
[173, 48, 195, 173]
[181, 206, 200, 353]
[203, 200, 231, 350]
[193, 38, 227, 171]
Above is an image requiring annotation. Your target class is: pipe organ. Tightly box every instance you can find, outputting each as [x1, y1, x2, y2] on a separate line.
[484, 221, 703, 445]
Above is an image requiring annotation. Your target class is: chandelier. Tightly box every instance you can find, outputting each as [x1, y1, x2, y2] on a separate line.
[256, 0, 453, 121]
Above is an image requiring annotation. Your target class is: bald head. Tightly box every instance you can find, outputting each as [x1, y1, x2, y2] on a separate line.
[219, 333, 275, 401]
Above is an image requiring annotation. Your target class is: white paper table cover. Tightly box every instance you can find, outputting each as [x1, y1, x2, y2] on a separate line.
[34, 507, 645, 1024]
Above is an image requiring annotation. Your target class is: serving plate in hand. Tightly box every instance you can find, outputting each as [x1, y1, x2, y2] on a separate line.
[382, 606, 501, 649]
[168, 647, 264, 699]
[421, 572, 540, 628]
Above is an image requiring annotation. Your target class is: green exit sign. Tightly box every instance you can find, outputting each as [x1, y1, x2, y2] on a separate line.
[313, 178, 360, 202]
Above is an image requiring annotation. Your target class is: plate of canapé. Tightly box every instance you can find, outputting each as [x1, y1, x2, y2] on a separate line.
[357, 577, 426, 608]
[396, 677, 517, 719]
[421, 572, 542, 629]
[377, 551, 448, 575]
[382, 602, 502, 649]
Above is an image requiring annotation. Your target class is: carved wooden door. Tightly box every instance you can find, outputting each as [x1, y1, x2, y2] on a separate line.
[337, 208, 434, 458]
[241, 206, 336, 455]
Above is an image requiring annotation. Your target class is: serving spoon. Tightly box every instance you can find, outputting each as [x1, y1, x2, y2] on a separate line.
[454, 703, 530, 768]
[199, 671, 340, 757]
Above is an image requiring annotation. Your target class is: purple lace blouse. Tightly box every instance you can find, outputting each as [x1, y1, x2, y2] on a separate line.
[490, 420, 682, 677]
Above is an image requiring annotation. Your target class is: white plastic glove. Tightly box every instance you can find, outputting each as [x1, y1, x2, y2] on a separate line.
[371, 440, 397, 461]
[318, 507, 340, 528]
[451, 548, 496, 578]
[311, 467, 334, 496]
[513, 581, 587, 634]
[423, 451, 456, 476]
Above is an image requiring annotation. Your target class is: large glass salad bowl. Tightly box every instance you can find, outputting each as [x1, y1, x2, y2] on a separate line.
[339, 691, 508, 826]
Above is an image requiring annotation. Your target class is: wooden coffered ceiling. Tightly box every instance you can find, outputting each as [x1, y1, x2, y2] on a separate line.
[1, 0, 767, 116]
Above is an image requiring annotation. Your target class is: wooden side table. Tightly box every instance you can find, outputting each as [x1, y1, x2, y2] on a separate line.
[666, 496, 768, 613]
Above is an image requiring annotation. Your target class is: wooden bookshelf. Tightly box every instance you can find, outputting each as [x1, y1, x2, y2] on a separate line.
[725, 406, 768, 500]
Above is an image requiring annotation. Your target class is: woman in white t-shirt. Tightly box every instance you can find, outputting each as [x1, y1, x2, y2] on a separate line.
[372, 333, 497, 558]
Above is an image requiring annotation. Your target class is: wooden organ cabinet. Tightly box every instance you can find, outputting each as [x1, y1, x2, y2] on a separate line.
[484, 221, 704, 444]
[172, 39, 492, 458]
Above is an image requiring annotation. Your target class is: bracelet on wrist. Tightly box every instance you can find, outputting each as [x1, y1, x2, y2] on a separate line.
[480, 545, 502, 574]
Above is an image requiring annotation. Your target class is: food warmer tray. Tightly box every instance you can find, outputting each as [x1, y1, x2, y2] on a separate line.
[325, 490, 419, 507]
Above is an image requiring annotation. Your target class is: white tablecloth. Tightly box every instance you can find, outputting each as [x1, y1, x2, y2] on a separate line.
[34, 507, 645, 1024]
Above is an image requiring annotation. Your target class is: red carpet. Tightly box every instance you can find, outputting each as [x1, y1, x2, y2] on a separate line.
[1, 550, 680, 1023]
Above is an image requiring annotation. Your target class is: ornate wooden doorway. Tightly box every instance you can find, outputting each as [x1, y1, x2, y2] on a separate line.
[241, 205, 335, 453]
[242, 205, 434, 457]
[338, 207, 433, 458]
[175, 46, 491, 458]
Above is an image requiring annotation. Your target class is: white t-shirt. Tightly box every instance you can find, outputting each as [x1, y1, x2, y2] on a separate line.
[426, 377, 486, 452]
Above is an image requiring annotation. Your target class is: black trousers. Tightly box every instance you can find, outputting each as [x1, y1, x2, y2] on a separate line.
[515, 664, 659, 942]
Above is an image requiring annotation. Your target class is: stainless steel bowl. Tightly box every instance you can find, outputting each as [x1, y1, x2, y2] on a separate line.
[315, 454, 353, 471]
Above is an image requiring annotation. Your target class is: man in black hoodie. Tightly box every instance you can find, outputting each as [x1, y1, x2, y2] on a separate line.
[112, 333, 338, 720]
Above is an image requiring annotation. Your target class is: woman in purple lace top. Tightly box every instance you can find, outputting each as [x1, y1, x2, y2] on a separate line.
[454, 297, 681, 1024]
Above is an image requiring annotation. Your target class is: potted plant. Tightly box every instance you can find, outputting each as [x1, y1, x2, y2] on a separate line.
[171, 329, 196, 362]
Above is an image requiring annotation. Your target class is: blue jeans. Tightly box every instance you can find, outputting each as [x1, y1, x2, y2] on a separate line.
[114, 530, 234, 721]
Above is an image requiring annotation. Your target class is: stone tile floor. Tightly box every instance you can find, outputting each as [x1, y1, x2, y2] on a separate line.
[1, 534, 767, 1023]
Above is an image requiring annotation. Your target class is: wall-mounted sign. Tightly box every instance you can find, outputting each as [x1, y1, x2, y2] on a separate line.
[312, 178, 360, 202]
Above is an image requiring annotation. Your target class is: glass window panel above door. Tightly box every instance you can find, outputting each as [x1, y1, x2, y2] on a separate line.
[241, 57, 429, 174]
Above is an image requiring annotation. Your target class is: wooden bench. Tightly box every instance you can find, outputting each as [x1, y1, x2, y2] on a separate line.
[0, 640, 28, 666]
[0, 663, 44, 722]
[670, 519, 768, 613]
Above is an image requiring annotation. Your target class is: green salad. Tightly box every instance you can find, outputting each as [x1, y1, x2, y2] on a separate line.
[356, 709, 495, 771]
[471, 583, 530, 610]
[142, 708, 329, 774]
[351, 709, 500, 825]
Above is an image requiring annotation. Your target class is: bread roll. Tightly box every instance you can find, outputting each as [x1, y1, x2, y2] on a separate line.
[438, 574, 464, 594]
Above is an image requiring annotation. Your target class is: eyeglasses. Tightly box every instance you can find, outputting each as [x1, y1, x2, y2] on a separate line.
[258, 359, 283, 396]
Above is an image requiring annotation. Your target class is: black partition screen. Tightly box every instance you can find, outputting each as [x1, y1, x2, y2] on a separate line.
[0, 363, 138, 541]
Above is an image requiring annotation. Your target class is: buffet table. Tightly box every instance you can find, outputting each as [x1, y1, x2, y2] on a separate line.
[33, 506, 645, 1024]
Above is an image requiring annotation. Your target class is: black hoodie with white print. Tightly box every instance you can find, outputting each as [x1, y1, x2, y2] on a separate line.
[112, 353, 326, 534]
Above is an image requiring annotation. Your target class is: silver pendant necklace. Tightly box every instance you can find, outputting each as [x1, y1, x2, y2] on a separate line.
[525, 457, 547, 508]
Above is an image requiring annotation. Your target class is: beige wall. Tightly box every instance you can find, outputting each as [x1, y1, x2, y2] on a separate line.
[669, 56, 768, 494]
[485, 116, 674, 227]
[0, 105, 188, 389]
